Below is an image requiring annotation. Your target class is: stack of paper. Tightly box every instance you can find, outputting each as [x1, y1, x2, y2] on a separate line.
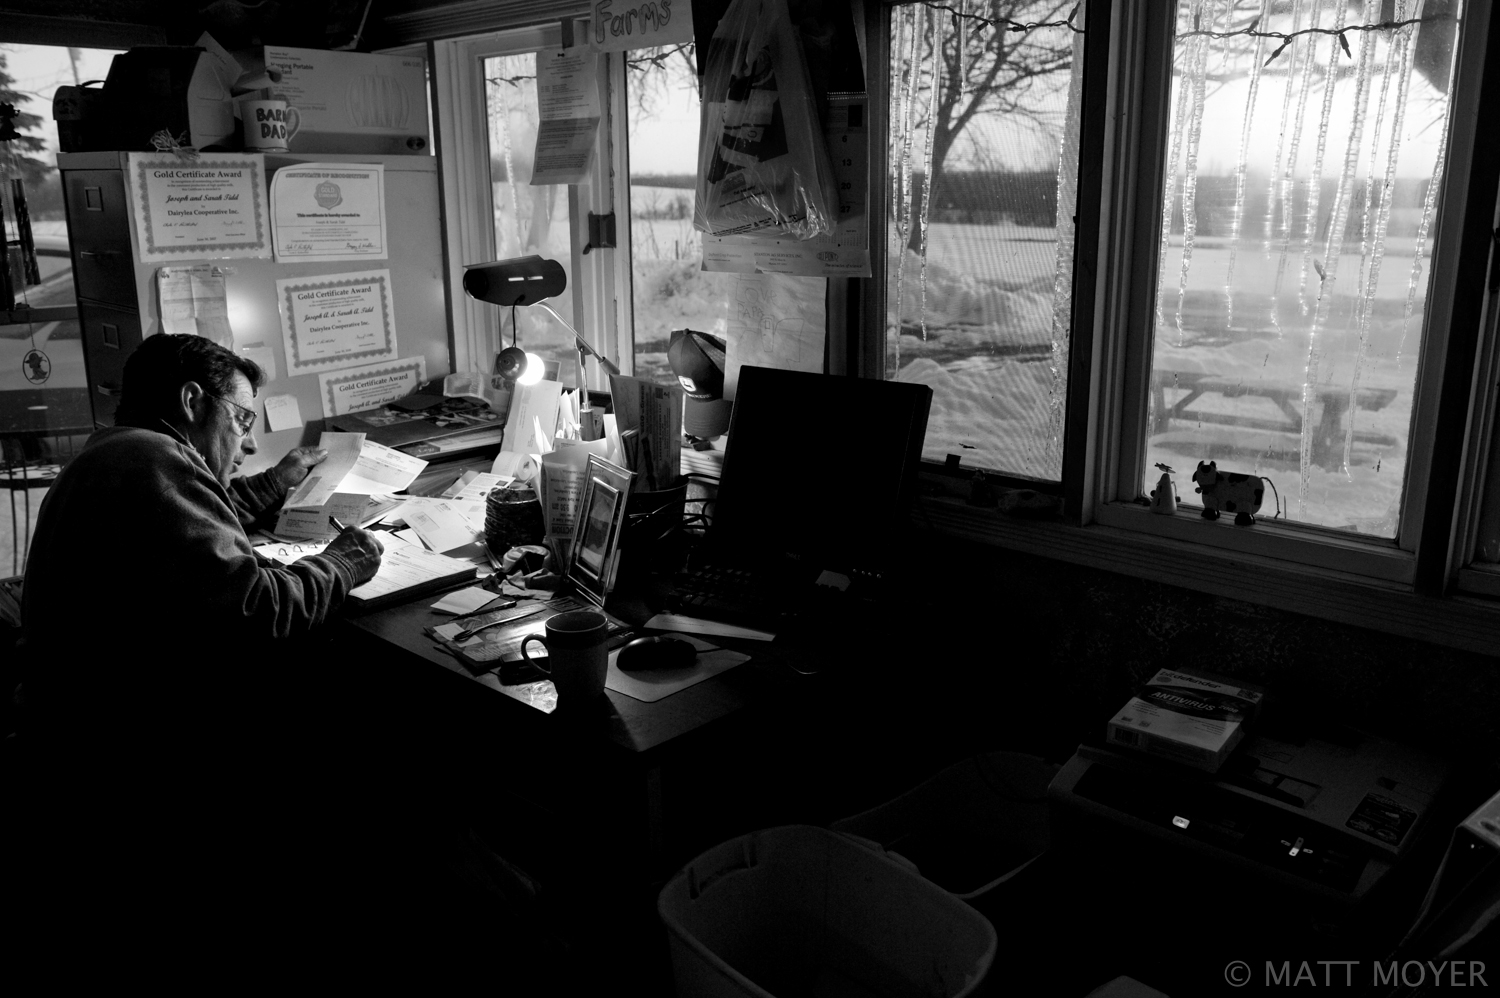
[274, 431, 429, 541]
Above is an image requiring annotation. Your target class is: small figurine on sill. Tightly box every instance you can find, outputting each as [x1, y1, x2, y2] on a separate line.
[1149, 463, 1178, 515]
[1191, 460, 1266, 526]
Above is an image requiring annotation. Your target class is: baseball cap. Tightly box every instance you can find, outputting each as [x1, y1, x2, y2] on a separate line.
[668, 329, 733, 438]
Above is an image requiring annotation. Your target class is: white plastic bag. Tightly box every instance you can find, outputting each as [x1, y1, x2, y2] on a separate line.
[694, 0, 840, 241]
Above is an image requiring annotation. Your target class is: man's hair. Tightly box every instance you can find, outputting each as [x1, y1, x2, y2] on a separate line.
[114, 334, 266, 427]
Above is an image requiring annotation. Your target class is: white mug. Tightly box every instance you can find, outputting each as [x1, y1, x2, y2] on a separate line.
[240, 99, 301, 152]
[521, 609, 611, 712]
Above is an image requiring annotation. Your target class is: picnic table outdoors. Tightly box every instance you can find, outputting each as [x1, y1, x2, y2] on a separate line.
[1151, 371, 1399, 470]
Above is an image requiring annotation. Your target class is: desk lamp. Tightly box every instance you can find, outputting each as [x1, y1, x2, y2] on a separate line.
[462, 255, 621, 390]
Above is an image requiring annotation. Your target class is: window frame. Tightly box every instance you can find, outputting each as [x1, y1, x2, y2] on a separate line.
[431, 23, 630, 391]
[867, 0, 1500, 652]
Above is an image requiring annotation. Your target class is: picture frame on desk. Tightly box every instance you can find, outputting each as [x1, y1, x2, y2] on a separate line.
[568, 455, 634, 608]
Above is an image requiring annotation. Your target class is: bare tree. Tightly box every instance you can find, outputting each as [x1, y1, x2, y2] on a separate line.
[895, 1, 1079, 184]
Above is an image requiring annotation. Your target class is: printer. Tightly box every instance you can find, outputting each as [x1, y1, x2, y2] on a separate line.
[1049, 723, 1450, 910]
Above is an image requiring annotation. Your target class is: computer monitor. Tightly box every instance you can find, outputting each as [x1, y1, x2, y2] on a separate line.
[708, 366, 933, 581]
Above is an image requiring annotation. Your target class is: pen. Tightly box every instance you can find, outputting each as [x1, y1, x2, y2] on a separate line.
[329, 516, 350, 534]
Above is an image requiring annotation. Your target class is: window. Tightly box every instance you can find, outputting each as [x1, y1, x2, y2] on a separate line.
[1089, 0, 1493, 586]
[623, 43, 736, 385]
[483, 49, 581, 383]
[1140, 0, 1457, 539]
[884, 2, 1087, 481]
[432, 24, 628, 391]
[872, 0, 1500, 636]
[2, 43, 120, 571]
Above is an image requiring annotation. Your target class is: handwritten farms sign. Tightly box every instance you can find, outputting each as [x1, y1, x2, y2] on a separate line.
[592, 0, 692, 52]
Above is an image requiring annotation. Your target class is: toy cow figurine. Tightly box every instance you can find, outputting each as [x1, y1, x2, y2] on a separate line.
[1191, 461, 1264, 526]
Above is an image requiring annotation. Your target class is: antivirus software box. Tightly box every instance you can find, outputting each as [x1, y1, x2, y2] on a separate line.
[1107, 668, 1267, 773]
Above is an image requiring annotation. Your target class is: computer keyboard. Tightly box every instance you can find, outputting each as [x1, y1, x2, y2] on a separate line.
[664, 564, 805, 630]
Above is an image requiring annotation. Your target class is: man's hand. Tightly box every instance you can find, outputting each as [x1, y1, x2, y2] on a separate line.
[273, 447, 328, 494]
[326, 527, 384, 586]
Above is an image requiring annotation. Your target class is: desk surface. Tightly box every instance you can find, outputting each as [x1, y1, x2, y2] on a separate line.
[341, 588, 819, 759]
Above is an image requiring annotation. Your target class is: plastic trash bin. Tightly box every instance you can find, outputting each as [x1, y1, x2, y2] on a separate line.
[658, 824, 996, 998]
[832, 752, 1058, 899]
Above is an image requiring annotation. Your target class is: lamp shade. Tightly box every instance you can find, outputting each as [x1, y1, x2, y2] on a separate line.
[463, 255, 567, 307]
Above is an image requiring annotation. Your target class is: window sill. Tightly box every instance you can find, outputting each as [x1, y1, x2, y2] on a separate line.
[914, 494, 1500, 657]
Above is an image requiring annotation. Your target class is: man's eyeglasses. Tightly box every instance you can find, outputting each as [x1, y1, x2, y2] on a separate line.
[208, 394, 257, 436]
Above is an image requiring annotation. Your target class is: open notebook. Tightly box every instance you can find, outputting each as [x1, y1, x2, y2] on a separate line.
[254, 537, 475, 611]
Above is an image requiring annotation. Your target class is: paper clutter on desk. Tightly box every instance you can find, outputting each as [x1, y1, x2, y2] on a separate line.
[283, 432, 429, 509]
[430, 587, 512, 615]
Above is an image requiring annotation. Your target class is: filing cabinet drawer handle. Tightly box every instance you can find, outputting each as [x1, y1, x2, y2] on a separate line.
[78, 250, 122, 258]
[96, 384, 123, 398]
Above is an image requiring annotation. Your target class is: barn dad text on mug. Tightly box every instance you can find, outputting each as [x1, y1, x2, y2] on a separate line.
[240, 99, 301, 152]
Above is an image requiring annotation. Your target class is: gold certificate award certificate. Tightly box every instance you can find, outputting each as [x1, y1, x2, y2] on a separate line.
[126, 153, 272, 262]
[318, 356, 428, 417]
[277, 269, 397, 374]
[270, 162, 388, 262]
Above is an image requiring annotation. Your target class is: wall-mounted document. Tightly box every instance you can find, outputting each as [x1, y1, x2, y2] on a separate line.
[723, 273, 826, 399]
[530, 48, 600, 186]
[262, 393, 303, 432]
[270, 162, 388, 262]
[278, 269, 396, 374]
[318, 355, 427, 418]
[157, 265, 232, 343]
[126, 153, 271, 262]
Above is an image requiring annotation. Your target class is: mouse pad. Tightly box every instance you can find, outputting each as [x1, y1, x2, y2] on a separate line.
[606, 634, 751, 703]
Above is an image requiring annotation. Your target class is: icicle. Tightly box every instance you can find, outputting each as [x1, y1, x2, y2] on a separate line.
[1263, 0, 1309, 340]
[1047, 0, 1086, 473]
[916, 13, 942, 343]
[1224, 0, 1272, 333]
[891, 6, 923, 377]
[1262, 0, 1303, 247]
[1299, 0, 1374, 504]
[1297, 0, 1348, 319]
[1401, 38, 1453, 364]
[496, 79, 523, 255]
[957, 0, 967, 82]
[1172, 0, 1218, 346]
[1155, 1, 1201, 339]
[1269, 0, 1324, 331]
[1344, 1, 1423, 471]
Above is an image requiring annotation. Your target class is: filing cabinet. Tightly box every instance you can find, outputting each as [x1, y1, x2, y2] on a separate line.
[59, 154, 146, 429]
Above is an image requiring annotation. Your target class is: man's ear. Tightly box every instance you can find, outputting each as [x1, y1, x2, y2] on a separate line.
[178, 380, 209, 427]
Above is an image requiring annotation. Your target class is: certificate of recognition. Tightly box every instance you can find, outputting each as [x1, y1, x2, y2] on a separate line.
[318, 356, 428, 417]
[126, 153, 271, 262]
[269, 163, 388, 262]
[277, 270, 397, 374]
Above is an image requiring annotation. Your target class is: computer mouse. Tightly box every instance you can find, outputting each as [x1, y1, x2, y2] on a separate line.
[617, 635, 697, 672]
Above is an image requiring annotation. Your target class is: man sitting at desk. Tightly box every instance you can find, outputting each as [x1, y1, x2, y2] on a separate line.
[22, 331, 383, 675]
[15, 332, 387, 971]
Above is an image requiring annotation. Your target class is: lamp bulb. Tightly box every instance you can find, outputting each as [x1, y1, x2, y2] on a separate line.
[517, 352, 546, 386]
